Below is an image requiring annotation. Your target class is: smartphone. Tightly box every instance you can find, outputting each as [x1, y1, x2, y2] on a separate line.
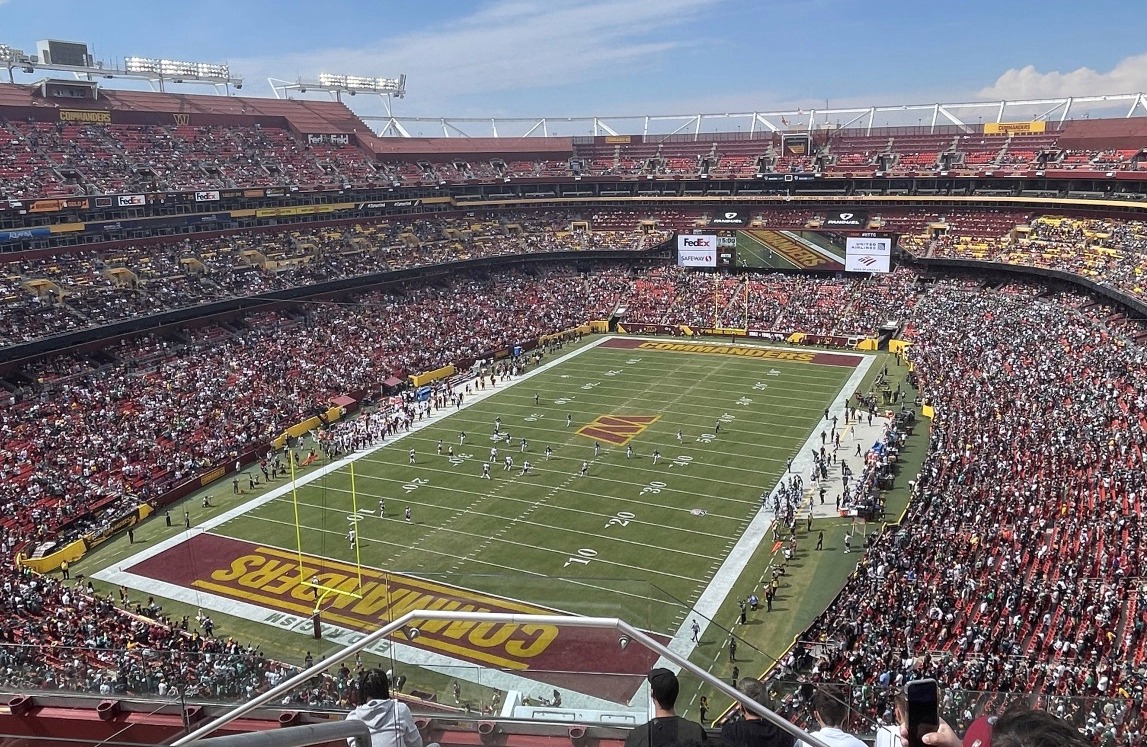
[905, 679, 939, 747]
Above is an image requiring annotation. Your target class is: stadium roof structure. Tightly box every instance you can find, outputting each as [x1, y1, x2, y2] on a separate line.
[361, 92, 1147, 139]
[0, 44, 243, 93]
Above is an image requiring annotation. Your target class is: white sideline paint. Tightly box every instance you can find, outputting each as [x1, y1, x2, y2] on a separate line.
[95, 334, 875, 706]
[660, 350, 875, 670]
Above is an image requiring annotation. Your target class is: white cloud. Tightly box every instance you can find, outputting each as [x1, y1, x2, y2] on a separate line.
[979, 52, 1147, 100]
[230, 0, 721, 117]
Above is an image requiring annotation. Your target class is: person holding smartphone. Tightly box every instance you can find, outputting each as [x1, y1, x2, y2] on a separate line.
[901, 707, 1092, 747]
[904, 680, 940, 747]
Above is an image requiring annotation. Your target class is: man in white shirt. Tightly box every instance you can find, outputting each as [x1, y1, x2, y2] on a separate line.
[346, 669, 423, 747]
[873, 692, 905, 747]
[796, 684, 865, 747]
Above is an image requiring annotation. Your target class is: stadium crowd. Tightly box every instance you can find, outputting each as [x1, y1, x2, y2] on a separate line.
[0, 214, 666, 348]
[904, 215, 1147, 307]
[4, 223, 1147, 744]
[1, 122, 383, 198]
[3, 117, 1144, 201]
[619, 265, 919, 336]
[764, 281, 1147, 746]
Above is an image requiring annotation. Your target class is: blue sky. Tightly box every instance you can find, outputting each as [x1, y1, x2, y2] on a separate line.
[2, 0, 1146, 132]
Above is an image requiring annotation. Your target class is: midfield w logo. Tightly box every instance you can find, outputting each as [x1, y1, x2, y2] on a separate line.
[576, 415, 661, 446]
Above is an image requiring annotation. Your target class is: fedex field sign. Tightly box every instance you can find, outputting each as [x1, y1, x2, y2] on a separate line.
[678, 234, 717, 267]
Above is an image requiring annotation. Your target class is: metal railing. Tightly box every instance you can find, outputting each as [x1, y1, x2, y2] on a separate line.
[170, 611, 832, 747]
[200, 721, 372, 747]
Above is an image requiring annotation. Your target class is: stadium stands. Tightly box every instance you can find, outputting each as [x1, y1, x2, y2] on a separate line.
[5, 92, 1147, 200]
[0, 216, 668, 347]
[765, 280, 1147, 745]
[901, 215, 1147, 304]
[4, 232, 1147, 745]
[6, 76, 1147, 746]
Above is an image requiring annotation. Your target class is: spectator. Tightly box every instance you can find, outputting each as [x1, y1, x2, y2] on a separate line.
[721, 677, 795, 747]
[873, 693, 905, 747]
[991, 707, 1093, 747]
[796, 685, 865, 747]
[345, 669, 423, 747]
[624, 668, 707, 747]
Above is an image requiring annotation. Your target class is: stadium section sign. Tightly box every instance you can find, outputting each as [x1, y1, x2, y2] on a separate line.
[678, 234, 717, 267]
[845, 236, 891, 273]
[985, 120, 1046, 135]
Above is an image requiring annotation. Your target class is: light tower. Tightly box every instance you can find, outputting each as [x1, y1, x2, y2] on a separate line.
[269, 73, 408, 136]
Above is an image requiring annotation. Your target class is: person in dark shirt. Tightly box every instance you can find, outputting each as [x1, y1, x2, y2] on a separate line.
[721, 678, 795, 747]
[624, 668, 707, 747]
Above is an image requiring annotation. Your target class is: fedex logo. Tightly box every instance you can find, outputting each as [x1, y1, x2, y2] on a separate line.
[678, 234, 719, 266]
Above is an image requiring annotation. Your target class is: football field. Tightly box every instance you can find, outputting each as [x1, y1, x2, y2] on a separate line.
[94, 335, 874, 707]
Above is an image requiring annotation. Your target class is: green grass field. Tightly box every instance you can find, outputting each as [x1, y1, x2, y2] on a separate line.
[217, 339, 855, 623]
[82, 335, 925, 714]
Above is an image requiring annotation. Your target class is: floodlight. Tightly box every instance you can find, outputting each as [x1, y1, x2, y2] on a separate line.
[126, 55, 231, 81]
[125, 56, 161, 74]
[0, 45, 27, 64]
[317, 72, 405, 95]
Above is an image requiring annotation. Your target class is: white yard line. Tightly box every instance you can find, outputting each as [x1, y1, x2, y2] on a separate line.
[660, 352, 876, 669]
[96, 335, 616, 576]
[95, 333, 880, 707]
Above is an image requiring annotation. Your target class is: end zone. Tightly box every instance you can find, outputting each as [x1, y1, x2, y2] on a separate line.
[600, 337, 864, 367]
[104, 531, 665, 704]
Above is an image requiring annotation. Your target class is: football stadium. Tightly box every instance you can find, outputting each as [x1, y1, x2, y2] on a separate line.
[1, 6, 1147, 747]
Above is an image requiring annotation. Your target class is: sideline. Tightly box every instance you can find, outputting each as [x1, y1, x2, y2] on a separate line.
[661, 352, 875, 665]
[95, 334, 879, 706]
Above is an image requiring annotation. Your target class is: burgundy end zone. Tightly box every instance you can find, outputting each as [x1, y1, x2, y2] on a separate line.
[601, 337, 863, 367]
[128, 533, 665, 702]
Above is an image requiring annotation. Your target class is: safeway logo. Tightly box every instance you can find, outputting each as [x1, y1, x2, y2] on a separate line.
[577, 415, 661, 446]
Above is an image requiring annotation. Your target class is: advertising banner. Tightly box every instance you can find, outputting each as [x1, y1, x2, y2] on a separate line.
[195, 190, 221, 202]
[710, 208, 749, 228]
[844, 236, 892, 273]
[823, 211, 867, 229]
[83, 504, 152, 551]
[677, 234, 718, 267]
[117, 194, 146, 207]
[761, 173, 816, 182]
[0, 227, 51, 242]
[29, 197, 88, 213]
[358, 199, 423, 211]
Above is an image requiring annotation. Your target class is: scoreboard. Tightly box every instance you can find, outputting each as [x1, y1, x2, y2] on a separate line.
[678, 231, 734, 268]
[715, 230, 737, 267]
[680, 228, 896, 273]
